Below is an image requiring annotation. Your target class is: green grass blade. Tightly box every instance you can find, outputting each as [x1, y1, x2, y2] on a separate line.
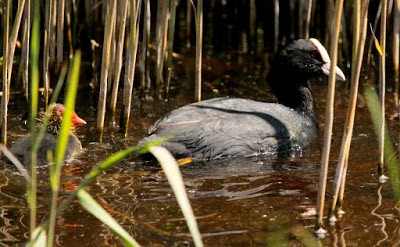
[54, 50, 81, 171]
[364, 86, 400, 198]
[28, 226, 47, 247]
[28, 0, 40, 236]
[48, 51, 81, 247]
[76, 189, 141, 247]
[149, 146, 203, 247]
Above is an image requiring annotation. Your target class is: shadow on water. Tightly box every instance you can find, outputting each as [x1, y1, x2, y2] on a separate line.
[2, 54, 400, 246]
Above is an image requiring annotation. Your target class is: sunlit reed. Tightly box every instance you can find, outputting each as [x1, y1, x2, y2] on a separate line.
[97, 0, 117, 142]
[316, 0, 344, 233]
[110, 0, 129, 125]
[330, 0, 369, 218]
[123, 0, 142, 137]
[378, 0, 388, 180]
[195, 0, 203, 102]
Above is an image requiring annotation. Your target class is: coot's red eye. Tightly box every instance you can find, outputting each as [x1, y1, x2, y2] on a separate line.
[310, 51, 317, 59]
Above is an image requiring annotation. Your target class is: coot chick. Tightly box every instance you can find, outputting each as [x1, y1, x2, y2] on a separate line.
[139, 38, 346, 160]
[9, 104, 86, 166]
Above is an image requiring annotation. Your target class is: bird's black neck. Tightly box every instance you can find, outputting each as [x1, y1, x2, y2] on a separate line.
[268, 70, 318, 125]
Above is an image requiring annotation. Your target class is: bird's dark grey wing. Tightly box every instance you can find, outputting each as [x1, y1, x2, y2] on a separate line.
[141, 98, 316, 160]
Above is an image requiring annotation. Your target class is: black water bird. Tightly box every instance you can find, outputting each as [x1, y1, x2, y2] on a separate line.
[139, 38, 346, 160]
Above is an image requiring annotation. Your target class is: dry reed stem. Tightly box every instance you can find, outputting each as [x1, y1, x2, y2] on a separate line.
[123, 0, 142, 136]
[140, 0, 151, 92]
[97, 0, 117, 142]
[316, 0, 344, 231]
[330, 0, 368, 216]
[394, 0, 400, 107]
[56, 0, 65, 71]
[110, 0, 129, 124]
[1, 1, 10, 146]
[274, 0, 279, 52]
[21, 0, 30, 100]
[195, 0, 203, 101]
[8, 0, 25, 96]
[155, 0, 168, 99]
[379, 0, 388, 176]
[165, 0, 178, 99]
[186, 0, 192, 48]
[50, 0, 57, 65]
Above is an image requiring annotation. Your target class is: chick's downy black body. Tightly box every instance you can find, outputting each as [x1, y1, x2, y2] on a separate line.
[139, 38, 346, 160]
[9, 104, 86, 166]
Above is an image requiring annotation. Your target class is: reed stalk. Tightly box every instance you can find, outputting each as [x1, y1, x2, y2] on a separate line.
[56, 0, 65, 71]
[186, 0, 192, 48]
[165, 0, 178, 99]
[65, 0, 74, 58]
[155, 0, 168, 99]
[304, 0, 313, 39]
[110, 0, 129, 125]
[20, 0, 30, 100]
[1, 2, 10, 147]
[378, 0, 388, 180]
[44, 0, 54, 108]
[140, 0, 151, 92]
[123, 0, 142, 136]
[97, 0, 117, 142]
[50, 0, 57, 66]
[394, 0, 400, 107]
[249, 0, 256, 51]
[367, 1, 382, 63]
[273, 0, 279, 52]
[315, 0, 344, 233]
[330, 0, 369, 218]
[195, 0, 203, 101]
[107, 17, 117, 93]
[8, 0, 25, 97]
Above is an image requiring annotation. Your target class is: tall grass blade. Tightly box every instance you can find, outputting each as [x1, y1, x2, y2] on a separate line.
[28, 226, 47, 247]
[77, 189, 141, 247]
[149, 146, 203, 247]
[29, 0, 41, 236]
[47, 51, 81, 247]
[364, 86, 400, 199]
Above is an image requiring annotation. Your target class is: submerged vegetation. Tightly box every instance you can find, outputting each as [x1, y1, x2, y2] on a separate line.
[0, 0, 400, 246]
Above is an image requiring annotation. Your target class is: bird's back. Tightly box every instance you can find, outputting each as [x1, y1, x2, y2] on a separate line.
[141, 97, 318, 160]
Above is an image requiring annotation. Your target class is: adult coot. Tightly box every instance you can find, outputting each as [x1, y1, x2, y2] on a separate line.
[139, 38, 345, 160]
[9, 104, 86, 166]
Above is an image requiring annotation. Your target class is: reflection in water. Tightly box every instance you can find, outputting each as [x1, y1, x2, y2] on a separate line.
[371, 185, 388, 245]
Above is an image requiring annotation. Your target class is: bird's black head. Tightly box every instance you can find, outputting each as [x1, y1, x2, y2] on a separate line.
[269, 38, 345, 86]
[267, 38, 345, 121]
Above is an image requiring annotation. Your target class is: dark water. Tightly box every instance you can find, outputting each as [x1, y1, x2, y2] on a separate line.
[1, 54, 400, 246]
